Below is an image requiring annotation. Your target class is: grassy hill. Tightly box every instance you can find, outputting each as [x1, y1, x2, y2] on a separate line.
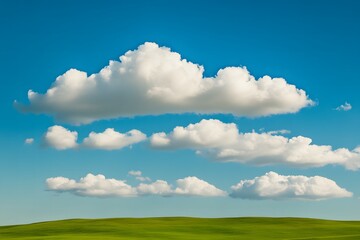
[1, 217, 360, 239]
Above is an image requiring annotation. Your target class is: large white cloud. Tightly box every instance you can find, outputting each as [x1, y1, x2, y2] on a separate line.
[46, 173, 226, 197]
[83, 128, 146, 150]
[43, 125, 78, 150]
[43, 126, 146, 150]
[150, 119, 360, 170]
[230, 172, 352, 200]
[16, 42, 313, 125]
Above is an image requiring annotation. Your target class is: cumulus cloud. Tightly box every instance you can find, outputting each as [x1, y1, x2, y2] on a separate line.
[46, 172, 349, 200]
[46, 173, 226, 197]
[24, 138, 34, 144]
[83, 128, 146, 150]
[42, 126, 146, 150]
[16, 42, 313, 125]
[46, 174, 137, 197]
[136, 180, 173, 196]
[43, 125, 78, 150]
[137, 176, 227, 197]
[230, 172, 352, 200]
[128, 170, 151, 182]
[335, 102, 352, 111]
[150, 119, 360, 170]
[173, 176, 227, 196]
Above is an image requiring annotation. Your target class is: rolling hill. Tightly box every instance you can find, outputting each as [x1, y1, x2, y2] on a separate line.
[1, 217, 360, 239]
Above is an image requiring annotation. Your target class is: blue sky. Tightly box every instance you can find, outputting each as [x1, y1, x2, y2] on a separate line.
[1, 0, 360, 225]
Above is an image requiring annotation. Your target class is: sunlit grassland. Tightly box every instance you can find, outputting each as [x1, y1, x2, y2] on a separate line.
[1, 217, 360, 239]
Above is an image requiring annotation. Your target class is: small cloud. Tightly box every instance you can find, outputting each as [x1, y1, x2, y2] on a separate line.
[41, 126, 146, 151]
[128, 170, 142, 177]
[25, 138, 34, 144]
[128, 170, 151, 182]
[335, 102, 352, 111]
[43, 125, 78, 150]
[83, 128, 146, 150]
[267, 129, 291, 135]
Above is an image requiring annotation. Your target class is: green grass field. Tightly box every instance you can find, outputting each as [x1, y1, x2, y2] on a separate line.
[1, 217, 360, 239]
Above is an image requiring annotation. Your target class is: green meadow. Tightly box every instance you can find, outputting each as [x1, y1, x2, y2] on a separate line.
[1, 217, 360, 239]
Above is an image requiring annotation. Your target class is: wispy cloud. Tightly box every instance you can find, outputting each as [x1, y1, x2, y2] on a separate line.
[265, 129, 291, 135]
[335, 102, 352, 111]
[24, 138, 34, 145]
[128, 170, 151, 182]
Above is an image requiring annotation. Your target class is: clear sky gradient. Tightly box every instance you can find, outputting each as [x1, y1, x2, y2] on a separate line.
[1, 0, 360, 225]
